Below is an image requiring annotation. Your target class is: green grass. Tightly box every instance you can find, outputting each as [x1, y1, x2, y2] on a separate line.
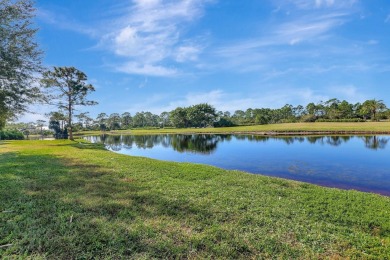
[76, 122, 390, 136]
[1, 140, 389, 258]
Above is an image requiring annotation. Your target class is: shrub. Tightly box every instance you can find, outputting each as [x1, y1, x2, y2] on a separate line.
[300, 114, 317, 122]
[316, 118, 366, 122]
[214, 118, 235, 127]
[0, 130, 24, 140]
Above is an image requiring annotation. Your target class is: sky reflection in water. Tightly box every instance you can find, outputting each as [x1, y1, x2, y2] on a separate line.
[85, 134, 390, 196]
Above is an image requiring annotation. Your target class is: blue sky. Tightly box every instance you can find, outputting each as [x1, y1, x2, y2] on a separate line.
[20, 0, 390, 122]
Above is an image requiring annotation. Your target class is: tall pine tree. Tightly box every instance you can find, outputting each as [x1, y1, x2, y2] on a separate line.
[0, 0, 43, 128]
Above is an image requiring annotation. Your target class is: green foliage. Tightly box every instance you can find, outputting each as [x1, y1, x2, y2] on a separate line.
[49, 120, 68, 139]
[0, 0, 43, 126]
[187, 103, 217, 127]
[361, 99, 387, 121]
[169, 107, 189, 128]
[41, 67, 97, 140]
[75, 112, 93, 130]
[316, 118, 366, 122]
[71, 99, 390, 133]
[108, 113, 121, 130]
[1, 140, 389, 258]
[131, 111, 159, 128]
[214, 117, 235, 127]
[121, 112, 133, 129]
[0, 129, 24, 139]
[47, 111, 68, 138]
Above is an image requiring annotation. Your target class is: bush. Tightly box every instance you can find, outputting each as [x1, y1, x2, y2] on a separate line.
[214, 118, 235, 127]
[300, 114, 317, 122]
[0, 130, 24, 140]
[316, 118, 366, 122]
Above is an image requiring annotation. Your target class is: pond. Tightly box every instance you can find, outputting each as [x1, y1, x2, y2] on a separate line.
[84, 134, 390, 196]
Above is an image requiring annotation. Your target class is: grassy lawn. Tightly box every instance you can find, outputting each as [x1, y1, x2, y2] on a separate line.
[1, 140, 389, 258]
[76, 122, 390, 136]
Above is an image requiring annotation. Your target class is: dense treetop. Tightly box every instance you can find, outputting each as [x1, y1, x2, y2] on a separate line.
[0, 0, 43, 128]
[35, 99, 389, 133]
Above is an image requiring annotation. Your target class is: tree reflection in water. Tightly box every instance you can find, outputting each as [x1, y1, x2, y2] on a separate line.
[360, 136, 389, 150]
[88, 134, 226, 154]
[85, 134, 390, 152]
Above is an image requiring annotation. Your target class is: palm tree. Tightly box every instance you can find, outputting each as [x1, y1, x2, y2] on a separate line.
[361, 99, 387, 121]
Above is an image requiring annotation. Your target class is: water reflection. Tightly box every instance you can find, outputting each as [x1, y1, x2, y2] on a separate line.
[84, 134, 390, 196]
[360, 136, 389, 150]
[86, 134, 389, 153]
[92, 134, 224, 154]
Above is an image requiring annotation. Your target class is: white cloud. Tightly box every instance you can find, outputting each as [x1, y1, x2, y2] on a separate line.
[14, 104, 53, 123]
[274, 0, 357, 10]
[118, 85, 371, 116]
[175, 45, 202, 62]
[261, 63, 376, 81]
[117, 62, 177, 77]
[37, 8, 97, 37]
[329, 85, 367, 103]
[210, 11, 351, 75]
[215, 12, 348, 55]
[275, 13, 346, 44]
[99, 0, 213, 76]
[166, 88, 330, 111]
[16, 113, 46, 124]
[315, 0, 335, 8]
[122, 88, 334, 114]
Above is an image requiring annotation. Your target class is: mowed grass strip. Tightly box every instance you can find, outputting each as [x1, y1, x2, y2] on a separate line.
[77, 122, 390, 136]
[0, 140, 389, 258]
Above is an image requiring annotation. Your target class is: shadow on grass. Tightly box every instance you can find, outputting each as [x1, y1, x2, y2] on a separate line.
[0, 151, 213, 258]
[53, 140, 107, 151]
[70, 141, 107, 150]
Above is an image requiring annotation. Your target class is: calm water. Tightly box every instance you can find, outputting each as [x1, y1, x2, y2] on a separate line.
[85, 134, 390, 196]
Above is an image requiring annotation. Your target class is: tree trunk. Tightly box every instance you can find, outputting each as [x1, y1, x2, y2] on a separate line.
[68, 96, 74, 140]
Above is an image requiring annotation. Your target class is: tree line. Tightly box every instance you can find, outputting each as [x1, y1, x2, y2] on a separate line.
[43, 98, 389, 135]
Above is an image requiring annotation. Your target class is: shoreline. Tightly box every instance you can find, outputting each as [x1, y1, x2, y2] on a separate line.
[74, 122, 390, 136]
[76, 130, 390, 136]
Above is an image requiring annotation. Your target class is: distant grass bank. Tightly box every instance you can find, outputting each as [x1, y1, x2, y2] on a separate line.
[76, 122, 390, 136]
[1, 140, 389, 258]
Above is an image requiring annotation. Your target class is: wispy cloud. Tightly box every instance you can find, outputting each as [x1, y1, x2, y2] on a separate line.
[117, 62, 178, 77]
[175, 44, 203, 63]
[169, 87, 367, 112]
[262, 62, 377, 81]
[203, 0, 366, 78]
[38, 0, 214, 77]
[328, 85, 369, 103]
[211, 11, 352, 75]
[37, 8, 97, 37]
[122, 87, 365, 114]
[273, 0, 357, 10]
[276, 13, 346, 45]
[213, 14, 344, 57]
[98, 0, 213, 76]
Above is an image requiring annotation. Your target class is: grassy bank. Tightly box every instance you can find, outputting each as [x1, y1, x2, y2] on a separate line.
[1, 140, 389, 258]
[76, 122, 390, 136]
